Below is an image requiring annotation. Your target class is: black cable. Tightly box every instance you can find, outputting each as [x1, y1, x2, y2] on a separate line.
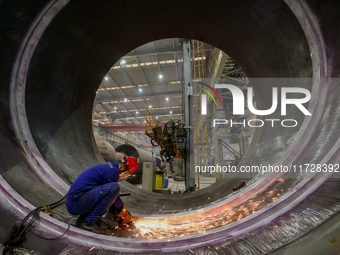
[18, 207, 41, 227]
[31, 224, 70, 240]
[48, 196, 65, 208]
[31, 212, 70, 240]
[2, 208, 42, 255]
[3, 196, 66, 251]
[28, 198, 70, 240]
[18, 209, 40, 238]
[14, 207, 42, 239]
[4, 195, 126, 251]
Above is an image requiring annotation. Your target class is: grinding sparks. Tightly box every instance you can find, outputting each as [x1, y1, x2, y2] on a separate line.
[129, 179, 287, 240]
[133, 219, 170, 238]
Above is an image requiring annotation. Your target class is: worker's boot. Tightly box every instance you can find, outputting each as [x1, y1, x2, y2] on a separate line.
[75, 216, 84, 227]
[98, 218, 117, 229]
[81, 220, 109, 235]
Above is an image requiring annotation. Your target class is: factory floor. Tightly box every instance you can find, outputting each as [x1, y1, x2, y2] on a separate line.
[136, 175, 220, 194]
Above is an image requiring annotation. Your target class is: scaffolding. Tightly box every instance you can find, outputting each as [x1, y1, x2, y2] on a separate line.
[144, 107, 160, 141]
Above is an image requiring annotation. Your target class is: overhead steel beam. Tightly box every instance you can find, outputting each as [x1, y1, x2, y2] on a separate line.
[95, 92, 182, 104]
[99, 123, 165, 132]
[124, 47, 214, 58]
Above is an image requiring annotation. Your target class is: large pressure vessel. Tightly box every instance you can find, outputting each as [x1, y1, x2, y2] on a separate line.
[116, 144, 157, 183]
[94, 134, 116, 162]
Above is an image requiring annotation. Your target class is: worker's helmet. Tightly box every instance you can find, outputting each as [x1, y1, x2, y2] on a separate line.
[120, 156, 138, 174]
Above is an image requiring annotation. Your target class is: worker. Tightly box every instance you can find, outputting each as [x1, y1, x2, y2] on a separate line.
[65, 156, 138, 234]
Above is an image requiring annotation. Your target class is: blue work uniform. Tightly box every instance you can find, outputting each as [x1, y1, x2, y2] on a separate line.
[66, 162, 123, 223]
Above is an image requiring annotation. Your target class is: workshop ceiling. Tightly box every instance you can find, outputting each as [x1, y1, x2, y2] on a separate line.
[92, 38, 216, 126]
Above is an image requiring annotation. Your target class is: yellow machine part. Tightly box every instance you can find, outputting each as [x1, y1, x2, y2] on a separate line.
[174, 148, 182, 158]
[155, 171, 164, 189]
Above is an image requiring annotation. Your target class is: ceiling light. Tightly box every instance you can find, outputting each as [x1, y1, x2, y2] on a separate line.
[170, 111, 172, 114]
[149, 105, 152, 108]
[136, 111, 138, 114]
[120, 59, 126, 65]
[159, 74, 163, 79]
[105, 76, 108, 80]
[124, 98, 127, 102]
[114, 107, 117, 109]
[156, 116, 158, 119]
[166, 97, 169, 101]
[139, 88, 142, 92]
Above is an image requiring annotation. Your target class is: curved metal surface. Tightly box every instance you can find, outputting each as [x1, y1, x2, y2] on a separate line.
[0, 0, 340, 254]
[94, 134, 116, 162]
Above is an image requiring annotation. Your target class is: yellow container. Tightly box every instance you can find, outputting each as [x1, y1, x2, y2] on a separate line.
[155, 171, 163, 189]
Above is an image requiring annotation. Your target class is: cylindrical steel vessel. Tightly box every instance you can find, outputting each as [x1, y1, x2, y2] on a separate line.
[116, 144, 156, 183]
[94, 134, 116, 162]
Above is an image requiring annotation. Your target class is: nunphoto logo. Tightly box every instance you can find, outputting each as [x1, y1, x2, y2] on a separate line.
[199, 81, 312, 128]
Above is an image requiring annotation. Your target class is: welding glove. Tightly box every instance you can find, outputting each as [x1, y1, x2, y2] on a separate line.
[115, 205, 132, 224]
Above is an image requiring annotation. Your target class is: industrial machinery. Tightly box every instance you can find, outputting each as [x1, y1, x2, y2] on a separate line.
[115, 144, 161, 184]
[145, 108, 187, 163]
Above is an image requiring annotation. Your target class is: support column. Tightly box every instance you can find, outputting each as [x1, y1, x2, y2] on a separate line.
[214, 138, 222, 175]
[183, 40, 195, 192]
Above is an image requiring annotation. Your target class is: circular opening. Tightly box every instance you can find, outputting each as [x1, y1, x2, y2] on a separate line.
[5, 0, 336, 253]
[93, 39, 252, 194]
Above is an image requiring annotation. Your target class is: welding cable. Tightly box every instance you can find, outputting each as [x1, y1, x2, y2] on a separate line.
[31, 211, 70, 240]
[40, 196, 66, 213]
[48, 195, 66, 208]
[2, 206, 42, 255]
[5, 196, 66, 244]
[3, 209, 46, 255]
[29, 196, 70, 240]
[12, 206, 42, 239]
